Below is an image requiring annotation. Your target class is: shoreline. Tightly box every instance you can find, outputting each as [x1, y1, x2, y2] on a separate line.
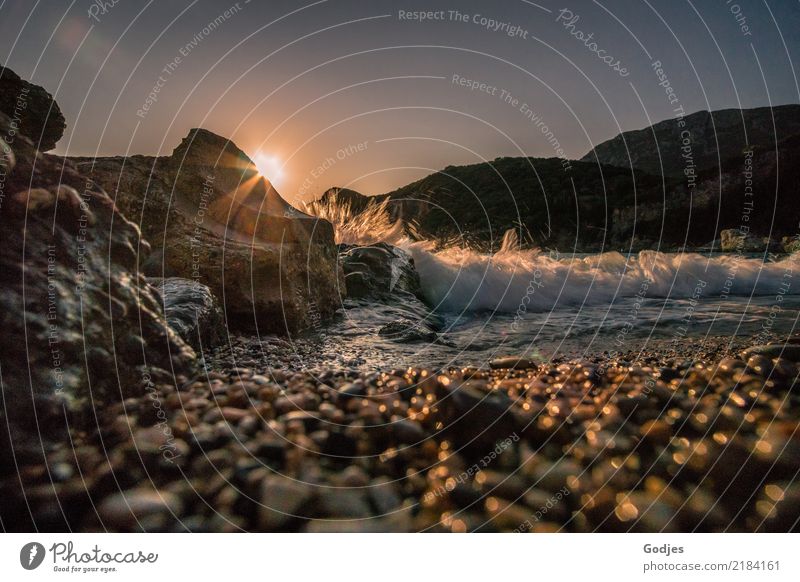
[4, 334, 798, 532]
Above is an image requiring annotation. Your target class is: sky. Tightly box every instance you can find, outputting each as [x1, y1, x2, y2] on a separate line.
[1, 0, 799, 205]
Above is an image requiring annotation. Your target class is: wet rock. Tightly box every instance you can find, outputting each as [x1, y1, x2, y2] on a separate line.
[369, 477, 403, 514]
[742, 344, 800, 363]
[0, 106, 194, 474]
[339, 243, 422, 299]
[719, 229, 779, 253]
[305, 512, 412, 532]
[390, 418, 426, 444]
[379, 319, 440, 343]
[490, 356, 537, 370]
[150, 278, 225, 351]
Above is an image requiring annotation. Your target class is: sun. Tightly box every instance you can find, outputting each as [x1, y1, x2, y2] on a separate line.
[252, 151, 285, 185]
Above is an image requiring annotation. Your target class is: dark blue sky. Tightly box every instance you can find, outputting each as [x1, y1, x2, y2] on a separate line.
[2, 0, 799, 202]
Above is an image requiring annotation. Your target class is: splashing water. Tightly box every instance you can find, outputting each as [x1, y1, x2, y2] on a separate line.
[307, 193, 800, 314]
[303, 193, 417, 246]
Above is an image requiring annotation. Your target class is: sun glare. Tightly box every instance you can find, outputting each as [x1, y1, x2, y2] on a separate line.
[252, 151, 285, 185]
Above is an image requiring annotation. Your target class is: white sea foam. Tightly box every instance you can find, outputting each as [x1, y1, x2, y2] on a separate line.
[307, 193, 799, 314]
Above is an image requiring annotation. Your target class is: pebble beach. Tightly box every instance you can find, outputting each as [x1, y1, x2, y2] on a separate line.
[6, 334, 799, 533]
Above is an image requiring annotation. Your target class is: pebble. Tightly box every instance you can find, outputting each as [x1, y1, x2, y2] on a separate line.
[98, 489, 183, 531]
[258, 475, 314, 530]
[14, 337, 800, 533]
[489, 356, 538, 370]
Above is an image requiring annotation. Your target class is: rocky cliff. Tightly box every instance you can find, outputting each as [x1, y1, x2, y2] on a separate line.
[320, 106, 800, 252]
[581, 104, 800, 177]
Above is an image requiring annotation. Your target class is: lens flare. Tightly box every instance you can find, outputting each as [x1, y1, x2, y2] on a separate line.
[252, 152, 284, 185]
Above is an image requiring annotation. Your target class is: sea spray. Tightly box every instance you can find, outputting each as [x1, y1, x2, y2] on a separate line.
[307, 193, 800, 314]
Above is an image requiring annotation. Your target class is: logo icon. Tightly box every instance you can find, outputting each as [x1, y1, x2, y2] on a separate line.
[20, 542, 46, 570]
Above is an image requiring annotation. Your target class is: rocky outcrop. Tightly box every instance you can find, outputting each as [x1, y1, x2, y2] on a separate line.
[719, 229, 781, 253]
[150, 278, 225, 352]
[581, 105, 800, 177]
[782, 236, 800, 254]
[0, 110, 194, 466]
[0, 65, 65, 151]
[337, 242, 448, 344]
[339, 243, 421, 300]
[73, 129, 344, 334]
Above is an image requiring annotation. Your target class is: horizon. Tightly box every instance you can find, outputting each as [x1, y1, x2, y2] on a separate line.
[2, 0, 800, 204]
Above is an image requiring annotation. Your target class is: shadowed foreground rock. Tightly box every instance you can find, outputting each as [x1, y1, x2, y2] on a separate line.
[0, 111, 194, 472]
[73, 129, 343, 334]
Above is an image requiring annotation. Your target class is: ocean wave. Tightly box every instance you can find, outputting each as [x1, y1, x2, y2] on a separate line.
[307, 192, 799, 314]
[409, 244, 798, 313]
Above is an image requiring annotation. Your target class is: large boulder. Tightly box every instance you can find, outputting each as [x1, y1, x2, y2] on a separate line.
[339, 243, 421, 300]
[73, 129, 344, 334]
[0, 111, 195, 465]
[0, 65, 66, 151]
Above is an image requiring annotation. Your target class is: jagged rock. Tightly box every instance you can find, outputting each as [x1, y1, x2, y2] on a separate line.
[149, 278, 224, 351]
[719, 229, 780, 253]
[0, 65, 66, 151]
[0, 110, 194, 465]
[73, 129, 344, 334]
[782, 236, 800, 253]
[378, 319, 440, 343]
[339, 243, 422, 299]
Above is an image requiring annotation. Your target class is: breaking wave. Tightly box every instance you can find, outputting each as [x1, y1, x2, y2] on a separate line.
[307, 194, 800, 314]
